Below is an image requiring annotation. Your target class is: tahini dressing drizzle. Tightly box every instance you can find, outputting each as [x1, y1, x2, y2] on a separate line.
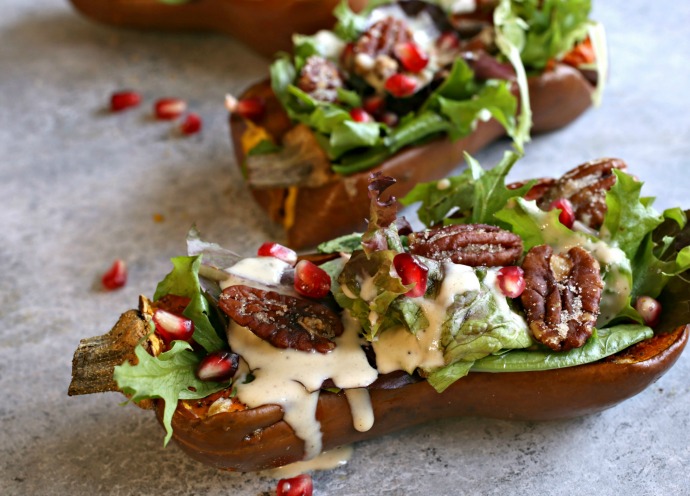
[220, 258, 378, 460]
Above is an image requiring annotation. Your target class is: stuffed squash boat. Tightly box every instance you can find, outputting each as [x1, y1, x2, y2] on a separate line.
[70, 152, 690, 472]
[229, 0, 607, 247]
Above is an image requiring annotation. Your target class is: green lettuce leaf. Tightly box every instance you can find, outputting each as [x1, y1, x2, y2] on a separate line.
[471, 324, 653, 372]
[114, 341, 229, 445]
[153, 256, 226, 353]
[400, 150, 531, 227]
[426, 269, 532, 392]
[600, 170, 664, 261]
[499, 0, 593, 71]
[317, 232, 363, 254]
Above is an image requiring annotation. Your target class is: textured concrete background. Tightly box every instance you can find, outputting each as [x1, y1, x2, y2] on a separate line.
[2, 1, 690, 495]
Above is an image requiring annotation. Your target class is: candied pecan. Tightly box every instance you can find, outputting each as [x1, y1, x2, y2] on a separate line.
[408, 224, 523, 266]
[507, 177, 557, 202]
[520, 245, 603, 351]
[296, 56, 343, 103]
[537, 158, 627, 229]
[219, 285, 343, 354]
[354, 17, 413, 64]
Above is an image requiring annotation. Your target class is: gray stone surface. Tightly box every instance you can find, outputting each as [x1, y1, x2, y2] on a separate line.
[2, 1, 690, 495]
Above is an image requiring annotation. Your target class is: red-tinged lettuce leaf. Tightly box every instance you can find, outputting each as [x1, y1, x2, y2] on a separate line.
[114, 341, 229, 446]
[333, 249, 411, 340]
[361, 173, 406, 254]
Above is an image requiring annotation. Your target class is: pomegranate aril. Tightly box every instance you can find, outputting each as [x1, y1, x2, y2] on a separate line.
[496, 266, 525, 298]
[379, 111, 399, 127]
[154, 97, 187, 120]
[548, 198, 575, 229]
[393, 253, 429, 298]
[635, 296, 662, 327]
[394, 42, 429, 73]
[153, 308, 195, 343]
[225, 95, 265, 122]
[110, 90, 141, 112]
[384, 73, 418, 98]
[349, 107, 373, 123]
[180, 113, 202, 135]
[102, 259, 127, 290]
[363, 95, 385, 115]
[436, 31, 460, 52]
[276, 474, 313, 496]
[294, 260, 331, 299]
[257, 241, 298, 266]
[196, 350, 239, 382]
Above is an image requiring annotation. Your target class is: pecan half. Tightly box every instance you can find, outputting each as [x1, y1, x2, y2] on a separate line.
[219, 285, 343, 353]
[520, 245, 603, 351]
[537, 158, 627, 229]
[408, 224, 523, 266]
[507, 177, 556, 202]
[353, 17, 413, 64]
[296, 56, 343, 103]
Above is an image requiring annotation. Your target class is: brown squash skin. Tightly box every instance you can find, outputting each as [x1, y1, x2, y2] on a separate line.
[68, 0, 369, 57]
[230, 63, 595, 249]
[159, 325, 688, 472]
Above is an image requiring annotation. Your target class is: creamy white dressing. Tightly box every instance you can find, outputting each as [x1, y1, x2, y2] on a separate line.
[438, 0, 477, 14]
[373, 262, 480, 373]
[227, 311, 378, 460]
[263, 445, 353, 479]
[344, 388, 375, 432]
[305, 30, 346, 60]
[220, 256, 292, 292]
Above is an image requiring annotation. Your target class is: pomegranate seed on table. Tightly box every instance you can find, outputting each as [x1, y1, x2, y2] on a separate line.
[276, 474, 313, 496]
[153, 97, 187, 120]
[393, 253, 429, 298]
[393, 41, 429, 73]
[294, 260, 331, 299]
[152, 308, 195, 343]
[384, 73, 418, 98]
[196, 350, 239, 382]
[110, 90, 141, 112]
[257, 241, 298, 266]
[496, 266, 525, 298]
[363, 95, 386, 115]
[349, 107, 373, 123]
[101, 259, 127, 290]
[548, 198, 575, 229]
[225, 94, 265, 122]
[180, 113, 202, 135]
[635, 296, 662, 327]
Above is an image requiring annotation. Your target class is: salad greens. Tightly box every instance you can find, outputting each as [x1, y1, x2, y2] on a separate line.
[397, 152, 690, 388]
[247, 0, 603, 181]
[114, 340, 229, 446]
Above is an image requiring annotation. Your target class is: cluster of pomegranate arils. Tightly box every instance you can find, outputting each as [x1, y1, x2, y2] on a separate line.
[346, 28, 465, 126]
[109, 90, 202, 135]
[149, 302, 240, 382]
[256, 242, 332, 299]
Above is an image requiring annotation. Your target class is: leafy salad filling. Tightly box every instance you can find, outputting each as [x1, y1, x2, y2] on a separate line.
[244, 0, 603, 181]
[114, 152, 690, 444]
